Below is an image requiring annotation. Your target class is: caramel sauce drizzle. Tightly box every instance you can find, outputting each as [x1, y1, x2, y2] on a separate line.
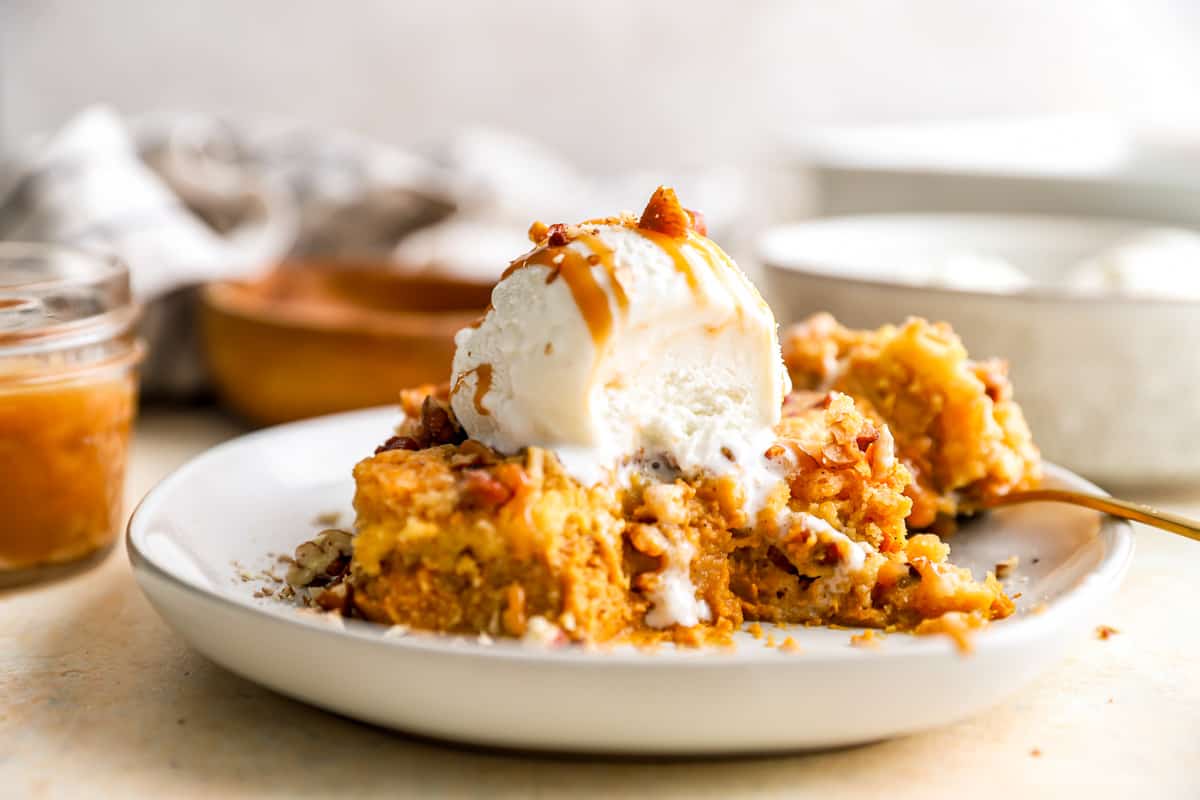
[640, 229, 749, 328]
[452, 363, 494, 416]
[689, 235, 748, 325]
[496, 206, 756, 356]
[504, 232, 626, 348]
[640, 230, 702, 297]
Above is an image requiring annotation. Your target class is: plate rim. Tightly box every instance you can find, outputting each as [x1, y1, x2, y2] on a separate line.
[128, 405, 1136, 667]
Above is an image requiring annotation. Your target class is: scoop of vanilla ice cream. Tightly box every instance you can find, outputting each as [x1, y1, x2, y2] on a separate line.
[1067, 228, 1200, 300]
[450, 197, 790, 503]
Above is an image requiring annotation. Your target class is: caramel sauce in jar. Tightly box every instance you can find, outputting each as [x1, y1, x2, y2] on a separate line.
[0, 244, 142, 583]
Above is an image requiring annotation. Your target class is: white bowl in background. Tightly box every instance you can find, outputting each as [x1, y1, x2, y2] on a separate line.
[790, 117, 1200, 227]
[760, 213, 1200, 489]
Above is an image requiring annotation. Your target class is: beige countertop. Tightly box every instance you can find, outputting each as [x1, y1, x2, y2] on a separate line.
[3, 407, 1199, 798]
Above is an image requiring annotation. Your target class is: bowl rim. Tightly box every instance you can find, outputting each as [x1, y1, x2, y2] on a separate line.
[202, 262, 492, 337]
[759, 211, 1200, 307]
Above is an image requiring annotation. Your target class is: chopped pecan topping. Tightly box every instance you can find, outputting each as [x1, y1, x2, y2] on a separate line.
[462, 469, 513, 508]
[546, 223, 574, 247]
[448, 440, 498, 470]
[313, 582, 349, 613]
[820, 441, 859, 467]
[580, 213, 638, 227]
[287, 529, 354, 587]
[378, 393, 466, 454]
[855, 425, 879, 452]
[870, 425, 897, 474]
[421, 395, 463, 444]
[638, 186, 693, 238]
[375, 435, 420, 454]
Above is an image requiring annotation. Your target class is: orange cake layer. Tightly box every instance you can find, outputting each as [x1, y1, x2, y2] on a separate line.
[344, 388, 1012, 645]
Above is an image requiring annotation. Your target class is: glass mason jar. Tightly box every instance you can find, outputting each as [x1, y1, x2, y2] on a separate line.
[0, 243, 143, 585]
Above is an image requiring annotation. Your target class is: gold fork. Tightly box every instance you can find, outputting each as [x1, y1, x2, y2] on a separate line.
[987, 489, 1200, 543]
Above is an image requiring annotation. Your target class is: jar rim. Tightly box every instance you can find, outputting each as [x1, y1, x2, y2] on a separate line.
[0, 241, 128, 291]
[0, 242, 138, 356]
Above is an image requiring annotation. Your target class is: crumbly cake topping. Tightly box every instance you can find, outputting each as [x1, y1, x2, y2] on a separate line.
[782, 313, 1040, 529]
[300, 373, 1016, 647]
[284, 255, 1034, 649]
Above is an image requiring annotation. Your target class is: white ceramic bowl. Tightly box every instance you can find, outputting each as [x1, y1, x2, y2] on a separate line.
[760, 213, 1200, 489]
[790, 118, 1200, 227]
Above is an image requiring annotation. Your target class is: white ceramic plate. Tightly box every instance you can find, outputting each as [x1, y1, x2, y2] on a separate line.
[128, 406, 1134, 755]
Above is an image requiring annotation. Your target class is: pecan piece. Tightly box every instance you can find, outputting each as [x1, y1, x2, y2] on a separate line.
[821, 442, 859, 467]
[380, 387, 464, 453]
[314, 582, 349, 613]
[855, 425, 879, 452]
[545, 223, 576, 247]
[461, 469, 514, 509]
[638, 186, 692, 238]
[287, 529, 354, 587]
[375, 435, 420, 454]
[420, 395, 465, 446]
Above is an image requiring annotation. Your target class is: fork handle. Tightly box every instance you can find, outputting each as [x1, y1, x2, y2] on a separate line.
[991, 489, 1200, 543]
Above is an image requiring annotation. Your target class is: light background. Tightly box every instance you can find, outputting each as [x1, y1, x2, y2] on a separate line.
[5, 0, 1200, 170]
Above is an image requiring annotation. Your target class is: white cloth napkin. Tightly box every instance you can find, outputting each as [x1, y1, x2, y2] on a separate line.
[0, 106, 452, 396]
[0, 107, 295, 299]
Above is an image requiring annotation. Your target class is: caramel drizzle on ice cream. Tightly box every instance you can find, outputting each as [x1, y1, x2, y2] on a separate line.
[637, 186, 740, 308]
[639, 230, 702, 297]
[506, 187, 738, 349]
[505, 232, 626, 348]
[452, 363, 494, 415]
